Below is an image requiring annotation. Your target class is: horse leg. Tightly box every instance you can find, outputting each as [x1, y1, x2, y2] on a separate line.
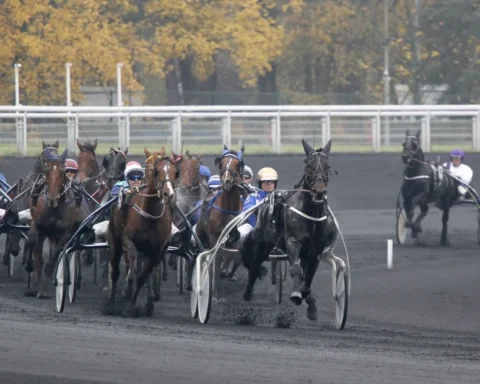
[124, 255, 155, 318]
[287, 239, 303, 306]
[440, 207, 450, 246]
[34, 236, 48, 298]
[300, 252, 320, 321]
[243, 240, 274, 302]
[105, 238, 122, 315]
[23, 228, 38, 296]
[122, 236, 136, 301]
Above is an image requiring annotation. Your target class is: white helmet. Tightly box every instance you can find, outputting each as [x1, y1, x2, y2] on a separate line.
[243, 165, 253, 178]
[124, 161, 144, 178]
[256, 167, 278, 188]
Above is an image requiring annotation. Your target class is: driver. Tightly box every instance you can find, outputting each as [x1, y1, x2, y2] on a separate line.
[443, 149, 473, 200]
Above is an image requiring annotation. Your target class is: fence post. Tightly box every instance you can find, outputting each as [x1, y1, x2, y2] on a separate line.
[326, 112, 331, 143]
[126, 112, 131, 149]
[177, 112, 182, 152]
[22, 112, 27, 156]
[65, 63, 76, 154]
[171, 118, 177, 151]
[270, 117, 276, 154]
[321, 117, 327, 147]
[371, 117, 380, 153]
[477, 112, 480, 150]
[275, 111, 281, 154]
[375, 112, 381, 153]
[14, 63, 25, 155]
[420, 116, 427, 151]
[425, 111, 431, 152]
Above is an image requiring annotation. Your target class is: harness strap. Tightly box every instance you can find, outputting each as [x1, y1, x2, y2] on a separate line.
[404, 175, 430, 180]
[289, 206, 327, 222]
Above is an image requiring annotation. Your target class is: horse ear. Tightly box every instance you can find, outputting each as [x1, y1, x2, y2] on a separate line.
[53, 140, 59, 149]
[185, 150, 190, 158]
[60, 148, 68, 162]
[144, 147, 151, 158]
[42, 140, 46, 149]
[76, 139, 82, 151]
[215, 157, 222, 168]
[223, 144, 228, 151]
[302, 139, 315, 156]
[159, 146, 166, 156]
[416, 130, 421, 140]
[322, 140, 332, 157]
[406, 129, 410, 137]
[92, 138, 98, 151]
[124, 147, 128, 156]
[240, 145, 245, 154]
[169, 152, 176, 162]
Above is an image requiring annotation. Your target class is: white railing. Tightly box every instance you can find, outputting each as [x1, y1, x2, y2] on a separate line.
[0, 105, 479, 156]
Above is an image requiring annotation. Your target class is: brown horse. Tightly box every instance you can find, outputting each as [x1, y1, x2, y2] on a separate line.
[106, 147, 176, 317]
[195, 145, 246, 301]
[75, 139, 107, 202]
[2, 141, 59, 268]
[24, 147, 88, 298]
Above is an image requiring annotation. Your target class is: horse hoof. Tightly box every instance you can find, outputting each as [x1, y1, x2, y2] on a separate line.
[305, 296, 317, 321]
[24, 289, 37, 297]
[290, 291, 303, 306]
[440, 238, 450, 247]
[154, 293, 161, 302]
[24, 263, 34, 273]
[258, 266, 268, 281]
[37, 292, 49, 299]
[243, 290, 253, 302]
[122, 304, 138, 318]
[145, 300, 154, 317]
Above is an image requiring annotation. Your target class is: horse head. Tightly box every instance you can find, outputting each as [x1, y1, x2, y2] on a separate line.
[144, 147, 176, 203]
[102, 146, 128, 187]
[38, 140, 59, 172]
[402, 129, 422, 166]
[214, 144, 245, 192]
[175, 149, 202, 190]
[44, 147, 68, 208]
[301, 139, 332, 202]
[76, 139, 99, 182]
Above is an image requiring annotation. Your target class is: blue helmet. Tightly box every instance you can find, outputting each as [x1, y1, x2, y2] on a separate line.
[208, 174, 221, 188]
[199, 165, 211, 178]
[450, 148, 465, 159]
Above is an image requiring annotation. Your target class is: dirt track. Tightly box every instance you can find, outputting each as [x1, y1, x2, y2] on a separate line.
[0, 153, 479, 383]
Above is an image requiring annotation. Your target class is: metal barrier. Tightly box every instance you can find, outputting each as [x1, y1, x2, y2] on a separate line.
[0, 105, 479, 155]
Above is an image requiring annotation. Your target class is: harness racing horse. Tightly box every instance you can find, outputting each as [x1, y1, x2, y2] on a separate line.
[168, 150, 205, 269]
[76, 139, 108, 204]
[24, 147, 88, 298]
[106, 147, 176, 317]
[102, 147, 128, 190]
[1, 141, 59, 268]
[241, 139, 334, 321]
[195, 145, 247, 300]
[401, 130, 457, 246]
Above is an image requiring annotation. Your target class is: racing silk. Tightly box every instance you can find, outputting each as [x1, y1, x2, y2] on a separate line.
[111, 180, 128, 197]
[242, 189, 269, 227]
[443, 162, 473, 196]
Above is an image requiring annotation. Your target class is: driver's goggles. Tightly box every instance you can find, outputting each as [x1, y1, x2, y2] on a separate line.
[127, 174, 143, 181]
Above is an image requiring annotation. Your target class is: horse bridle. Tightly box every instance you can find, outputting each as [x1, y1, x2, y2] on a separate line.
[175, 157, 201, 190]
[140, 155, 176, 200]
[103, 148, 126, 181]
[220, 155, 243, 188]
[402, 136, 423, 167]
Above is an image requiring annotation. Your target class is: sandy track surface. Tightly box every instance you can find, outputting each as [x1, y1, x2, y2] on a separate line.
[0, 154, 479, 383]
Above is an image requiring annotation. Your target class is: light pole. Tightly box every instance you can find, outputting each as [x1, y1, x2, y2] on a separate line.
[383, 0, 391, 146]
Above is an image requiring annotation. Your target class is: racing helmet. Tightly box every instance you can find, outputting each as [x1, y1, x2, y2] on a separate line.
[256, 167, 278, 188]
[65, 159, 78, 172]
[208, 174, 221, 189]
[199, 165, 211, 178]
[243, 165, 253, 179]
[450, 148, 465, 160]
[124, 161, 145, 179]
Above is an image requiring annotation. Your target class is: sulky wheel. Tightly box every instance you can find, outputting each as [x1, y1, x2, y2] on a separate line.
[197, 259, 212, 324]
[177, 256, 184, 294]
[68, 251, 80, 303]
[477, 210, 480, 247]
[55, 251, 67, 313]
[8, 253, 15, 278]
[190, 259, 198, 319]
[334, 267, 349, 330]
[396, 208, 408, 245]
[275, 260, 283, 304]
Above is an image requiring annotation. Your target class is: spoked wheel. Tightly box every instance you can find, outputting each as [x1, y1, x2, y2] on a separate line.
[334, 268, 349, 330]
[275, 260, 283, 304]
[68, 252, 79, 303]
[8, 253, 15, 278]
[190, 259, 198, 319]
[477, 210, 480, 247]
[177, 256, 184, 294]
[55, 251, 67, 313]
[396, 208, 408, 245]
[197, 259, 212, 324]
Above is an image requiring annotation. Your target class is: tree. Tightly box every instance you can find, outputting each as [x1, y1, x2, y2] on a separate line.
[0, 0, 143, 105]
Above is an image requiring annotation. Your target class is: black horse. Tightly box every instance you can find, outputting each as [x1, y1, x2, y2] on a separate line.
[240, 139, 335, 321]
[401, 129, 457, 245]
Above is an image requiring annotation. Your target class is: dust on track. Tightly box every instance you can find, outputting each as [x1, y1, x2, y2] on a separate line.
[0, 153, 479, 383]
